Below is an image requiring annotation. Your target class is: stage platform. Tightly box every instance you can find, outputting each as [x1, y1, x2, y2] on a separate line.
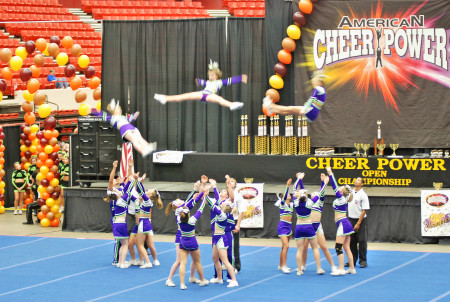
[62, 180, 449, 245]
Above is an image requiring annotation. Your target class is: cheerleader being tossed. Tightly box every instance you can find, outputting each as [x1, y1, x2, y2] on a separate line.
[154, 60, 247, 111]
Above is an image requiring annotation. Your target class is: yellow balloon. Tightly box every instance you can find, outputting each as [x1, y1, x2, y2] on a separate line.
[269, 75, 284, 89]
[38, 185, 45, 193]
[50, 178, 59, 187]
[0, 92, 3, 102]
[15, 46, 28, 60]
[31, 124, 39, 133]
[23, 91, 34, 102]
[0, 206, 5, 214]
[41, 218, 50, 227]
[24, 162, 30, 171]
[78, 55, 89, 69]
[38, 104, 52, 118]
[56, 52, 69, 66]
[10, 56, 23, 71]
[29, 145, 37, 153]
[43, 43, 49, 56]
[55, 211, 62, 219]
[44, 145, 53, 154]
[20, 145, 28, 152]
[79, 103, 91, 116]
[287, 24, 301, 40]
[32, 138, 39, 146]
[54, 198, 61, 205]
[0, 181, 4, 188]
[96, 101, 101, 111]
[51, 204, 59, 213]
[46, 198, 55, 207]
[40, 166, 49, 175]
[37, 172, 45, 181]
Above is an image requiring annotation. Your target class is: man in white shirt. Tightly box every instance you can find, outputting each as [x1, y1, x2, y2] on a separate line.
[347, 177, 370, 268]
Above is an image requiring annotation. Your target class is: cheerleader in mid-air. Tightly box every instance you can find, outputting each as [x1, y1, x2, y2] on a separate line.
[263, 71, 327, 122]
[154, 60, 247, 111]
[95, 99, 156, 158]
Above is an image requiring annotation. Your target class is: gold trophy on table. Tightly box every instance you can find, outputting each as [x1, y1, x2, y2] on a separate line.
[377, 143, 386, 156]
[354, 143, 361, 156]
[362, 143, 370, 157]
[390, 143, 399, 157]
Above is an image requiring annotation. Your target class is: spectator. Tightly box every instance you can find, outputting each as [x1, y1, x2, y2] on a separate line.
[47, 69, 69, 88]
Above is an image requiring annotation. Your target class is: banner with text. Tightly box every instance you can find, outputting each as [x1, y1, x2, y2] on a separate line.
[294, 0, 450, 148]
[236, 183, 264, 228]
[421, 190, 450, 236]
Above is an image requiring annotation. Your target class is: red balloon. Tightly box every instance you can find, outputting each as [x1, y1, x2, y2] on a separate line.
[51, 192, 60, 199]
[20, 68, 33, 82]
[37, 198, 45, 206]
[64, 64, 76, 78]
[54, 172, 61, 180]
[50, 36, 60, 46]
[36, 130, 44, 139]
[41, 179, 49, 187]
[44, 116, 57, 130]
[84, 66, 96, 79]
[293, 12, 307, 27]
[274, 63, 287, 77]
[25, 40, 36, 54]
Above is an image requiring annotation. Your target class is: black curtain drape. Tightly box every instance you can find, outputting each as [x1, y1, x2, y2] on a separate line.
[3, 125, 21, 207]
[102, 18, 266, 173]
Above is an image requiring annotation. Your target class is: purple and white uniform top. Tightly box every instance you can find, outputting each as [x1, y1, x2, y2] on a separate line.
[197, 75, 243, 101]
[303, 86, 326, 122]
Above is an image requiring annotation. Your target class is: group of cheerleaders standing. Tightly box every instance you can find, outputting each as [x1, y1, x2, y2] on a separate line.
[276, 166, 356, 276]
[106, 161, 240, 289]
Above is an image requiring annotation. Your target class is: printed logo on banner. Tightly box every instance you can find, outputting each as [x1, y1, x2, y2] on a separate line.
[421, 190, 450, 236]
[237, 183, 264, 228]
[307, 1, 449, 112]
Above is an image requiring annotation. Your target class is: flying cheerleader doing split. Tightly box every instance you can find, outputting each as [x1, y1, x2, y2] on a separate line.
[263, 71, 328, 121]
[94, 99, 157, 158]
[154, 60, 247, 111]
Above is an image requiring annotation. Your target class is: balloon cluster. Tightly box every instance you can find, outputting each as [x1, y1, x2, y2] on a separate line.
[19, 124, 40, 209]
[263, 0, 313, 116]
[0, 126, 5, 214]
[57, 36, 101, 116]
[35, 116, 61, 227]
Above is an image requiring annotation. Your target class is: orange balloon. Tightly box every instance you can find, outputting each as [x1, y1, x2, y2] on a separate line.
[1, 67, 13, 81]
[52, 129, 59, 138]
[36, 145, 44, 153]
[299, 0, 313, 14]
[46, 171, 54, 181]
[266, 89, 280, 103]
[28, 132, 36, 141]
[44, 130, 53, 140]
[36, 159, 43, 168]
[27, 79, 40, 94]
[24, 112, 36, 125]
[30, 65, 41, 78]
[36, 38, 47, 52]
[45, 159, 54, 168]
[62, 36, 74, 50]
[70, 76, 82, 90]
[50, 218, 60, 227]
[37, 211, 46, 220]
[39, 152, 48, 162]
[89, 76, 100, 89]
[278, 49, 292, 64]
[53, 144, 60, 152]
[41, 192, 50, 200]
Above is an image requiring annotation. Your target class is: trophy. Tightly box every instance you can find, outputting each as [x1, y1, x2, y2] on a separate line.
[362, 143, 370, 157]
[433, 182, 443, 190]
[377, 143, 386, 156]
[244, 178, 254, 184]
[390, 143, 399, 156]
[354, 143, 361, 156]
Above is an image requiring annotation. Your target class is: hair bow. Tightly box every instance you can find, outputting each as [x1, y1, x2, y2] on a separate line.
[208, 59, 219, 70]
[172, 199, 184, 208]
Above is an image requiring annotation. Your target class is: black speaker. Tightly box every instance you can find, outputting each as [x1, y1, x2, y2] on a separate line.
[75, 116, 121, 187]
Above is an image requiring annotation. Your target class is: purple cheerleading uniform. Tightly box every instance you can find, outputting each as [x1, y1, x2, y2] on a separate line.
[206, 196, 229, 250]
[112, 180, 135, 239]
[276, 186, 294, 237]
[95, 110, 139, 141]
[311, 181, 326, 234]
[178, 199, 207, 251]
[136, 181, 154, 234]
[197, 75, 243, 102]
[329, 174, 354, 236]
[303, 86, 326, 122]
[174, 190, 204, 244]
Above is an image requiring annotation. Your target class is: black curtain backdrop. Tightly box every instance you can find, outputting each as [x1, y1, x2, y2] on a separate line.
[293, 0, 450, 148]
[3, 125, 21, 208]
[102, 18, 266, 173]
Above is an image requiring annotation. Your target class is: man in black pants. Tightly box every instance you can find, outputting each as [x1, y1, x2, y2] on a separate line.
[23, 170, 40, 225]
[346, 177, 370, 268]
